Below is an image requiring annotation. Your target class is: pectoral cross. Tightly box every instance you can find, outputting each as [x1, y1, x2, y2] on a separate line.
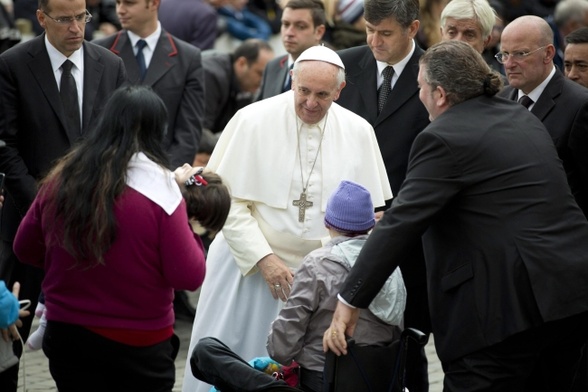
[293, 192, 313, 222]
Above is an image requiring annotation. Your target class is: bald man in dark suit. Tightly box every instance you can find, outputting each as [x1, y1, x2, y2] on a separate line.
[498, 15, 588, 217]
[497, 14, 588, 392]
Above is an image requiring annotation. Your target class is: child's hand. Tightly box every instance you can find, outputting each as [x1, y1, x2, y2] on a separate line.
[173, 164, 204, 186]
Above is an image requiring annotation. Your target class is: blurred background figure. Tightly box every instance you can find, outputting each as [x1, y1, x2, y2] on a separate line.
[545, 0, 588, 70]
[85, 0, 121, 39]
[13, 0, 42, 36]
[482, 0, 506, 74]
[0, 0, 20, 54]
[218, 0, 272, 41]
[248, 0, 283, 35]
[565, 26, 588, 87]
[159, 0, 223, 50]
[321, 0, 367, 50]
[193, 129, 219, 168]
[416, 0, 449, 49]
[496, 0, 559, 24]
[202, 38, 274, 134]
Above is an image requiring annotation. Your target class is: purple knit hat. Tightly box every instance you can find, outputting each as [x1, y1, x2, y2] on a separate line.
[324, 180, 375, 233]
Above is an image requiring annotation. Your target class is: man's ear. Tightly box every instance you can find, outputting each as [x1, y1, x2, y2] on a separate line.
[234, 56, 248, 74]
[544, 44, 556, 63]
[333, 80, 346, 100]
[407, 19, 420, 40]
[150, 0, 161, 10]
[436, 85, 448, 108]
[37, 9, 47, 29]
[315, 24, 326, 40]
[483, 35, 492, 49]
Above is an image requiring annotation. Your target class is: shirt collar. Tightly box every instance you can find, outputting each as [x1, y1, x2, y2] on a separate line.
[376, 39, 415, 78]
[126, 152, 182, 215]
[517, 66, 556, 103]
[45, 34, 84, 73]
[126, 22, 162, 50]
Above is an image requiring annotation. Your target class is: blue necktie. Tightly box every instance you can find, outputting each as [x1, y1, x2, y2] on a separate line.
[136, 39, 148, 81]
[283, 64, 293, 92]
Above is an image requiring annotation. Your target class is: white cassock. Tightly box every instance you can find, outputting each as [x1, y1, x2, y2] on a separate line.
[182, 90, 392, 392]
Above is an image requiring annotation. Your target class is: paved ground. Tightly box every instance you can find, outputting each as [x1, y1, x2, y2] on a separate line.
[15, 289, 444, 392]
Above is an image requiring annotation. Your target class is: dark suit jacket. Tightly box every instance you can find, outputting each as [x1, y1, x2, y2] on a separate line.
[201, 51, 253, 133]
[0, 35, 126, 240]
[341, 95, 588, 363]
[257, 54, 289, 100]
[336, 44, 431, 332]
[94, 30, 205, 168]
[498, 70, 588, 217]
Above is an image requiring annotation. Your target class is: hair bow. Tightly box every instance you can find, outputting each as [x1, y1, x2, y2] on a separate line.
[185, 168, 208, 187]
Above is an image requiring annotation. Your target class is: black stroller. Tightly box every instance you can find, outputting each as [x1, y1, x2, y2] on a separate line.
[190, 328, 428, 392]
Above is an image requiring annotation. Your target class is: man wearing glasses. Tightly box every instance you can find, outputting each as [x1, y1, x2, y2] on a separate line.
[497, 17, 588, 391]
[0, 0, 126, 389]
[497, 15, 588, 219]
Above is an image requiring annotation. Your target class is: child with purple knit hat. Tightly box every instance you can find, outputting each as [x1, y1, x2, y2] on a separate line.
[267, 180, 406, 392]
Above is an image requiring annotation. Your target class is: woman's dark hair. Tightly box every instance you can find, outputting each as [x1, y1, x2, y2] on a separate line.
[181, 171, 231, 234]
[41, 85, 169, 266]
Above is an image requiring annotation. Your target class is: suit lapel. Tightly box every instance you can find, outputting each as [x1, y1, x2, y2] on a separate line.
[531, 70, 562, 121]
[143, 31, 177, 86]
[82, 42, 105, 133]
[275, 55, 289, 95]
[375, 47, 422, 127]
[26, 35, 78, 143]
[347, 48, 379, 123]
[108, 31, 142, 82]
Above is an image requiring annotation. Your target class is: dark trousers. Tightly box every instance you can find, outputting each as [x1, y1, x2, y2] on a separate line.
[0, 239, 43, 392]
[570, 344, 588, 392]
[299, 368, 321, 392]
[401, 242, 431, 392]
[43, 321, 179, 392]
[442, 311, 588, 391]
[190, 337, 299, 392]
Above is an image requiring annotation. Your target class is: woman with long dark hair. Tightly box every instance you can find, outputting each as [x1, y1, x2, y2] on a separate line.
[13, 86, 207, 392]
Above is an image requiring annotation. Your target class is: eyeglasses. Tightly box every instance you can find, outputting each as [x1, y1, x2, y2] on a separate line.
[43, 9, 92, 25]
[494, 46, 548, 64]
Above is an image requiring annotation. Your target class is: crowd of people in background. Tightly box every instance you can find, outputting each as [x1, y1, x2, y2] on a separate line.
[2, 0, 588, 391]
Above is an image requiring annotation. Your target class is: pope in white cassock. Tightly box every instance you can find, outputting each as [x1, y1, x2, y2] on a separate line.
[182, 45, 393, 392]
